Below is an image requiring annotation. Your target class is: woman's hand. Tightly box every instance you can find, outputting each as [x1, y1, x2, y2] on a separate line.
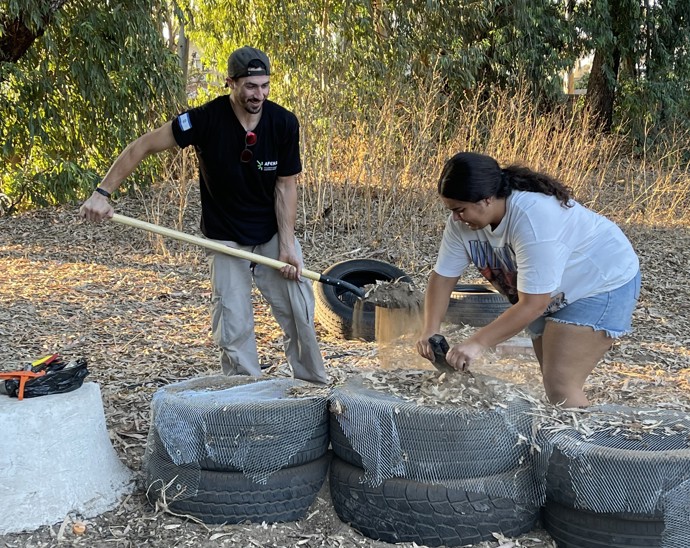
[415, 332, 438, 361]
[446, 339, 487, 371]
[416, 272, 459, 362]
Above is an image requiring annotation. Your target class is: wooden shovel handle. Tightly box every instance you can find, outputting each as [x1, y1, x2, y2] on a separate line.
[110, 214, 365, 298]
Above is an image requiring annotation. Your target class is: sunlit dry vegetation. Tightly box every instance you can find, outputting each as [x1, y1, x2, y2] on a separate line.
[296, 77, 690, 240]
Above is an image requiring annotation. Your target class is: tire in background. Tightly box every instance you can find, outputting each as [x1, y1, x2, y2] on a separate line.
[314, 259, 412, 341]
[445, 284, 510, 327]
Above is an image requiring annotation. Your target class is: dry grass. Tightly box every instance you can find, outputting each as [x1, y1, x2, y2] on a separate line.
[145, 76, 689, 275]
[293, 79, 690, 260]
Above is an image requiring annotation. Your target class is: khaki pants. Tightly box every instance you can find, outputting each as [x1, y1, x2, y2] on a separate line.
[208, 234, 328, 384]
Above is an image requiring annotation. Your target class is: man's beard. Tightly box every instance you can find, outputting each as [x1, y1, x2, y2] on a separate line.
[244, 100, 263, 114]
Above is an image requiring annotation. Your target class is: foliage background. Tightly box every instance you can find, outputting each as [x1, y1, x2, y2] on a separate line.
[1, 0, 689, 224]
[1, 0, 183, 212]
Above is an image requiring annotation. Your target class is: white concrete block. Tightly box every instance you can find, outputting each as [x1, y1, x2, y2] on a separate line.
[495, 337, 535, 357]
[0, 382, 134, 534]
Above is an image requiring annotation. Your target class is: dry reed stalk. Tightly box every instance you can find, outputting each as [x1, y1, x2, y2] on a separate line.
[134, 148, 198, 256]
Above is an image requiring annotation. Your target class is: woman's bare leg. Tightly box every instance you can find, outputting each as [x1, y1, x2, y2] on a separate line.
[539, 321, 613, 407]
[532, 336, 544, 371]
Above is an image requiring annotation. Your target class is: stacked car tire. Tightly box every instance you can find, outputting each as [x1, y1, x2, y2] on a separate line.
[327, 381, 541, 547]
[144, 376, 330, 524]
[539, 405, 690, 548]
[145, 378, 690, 546]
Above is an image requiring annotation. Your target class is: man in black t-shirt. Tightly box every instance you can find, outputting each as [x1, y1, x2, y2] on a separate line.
[80, 46, 328, 384]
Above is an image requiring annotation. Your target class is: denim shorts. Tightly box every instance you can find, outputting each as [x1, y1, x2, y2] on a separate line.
[526, 270, 641, 339]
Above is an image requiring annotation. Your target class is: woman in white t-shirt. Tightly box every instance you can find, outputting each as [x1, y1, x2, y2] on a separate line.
[416, 152, 641, 407]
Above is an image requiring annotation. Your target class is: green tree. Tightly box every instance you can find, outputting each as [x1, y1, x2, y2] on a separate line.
[4, 0, 689, 214]
[0, 0, 69, 64]
[185, 0, 578, 106]
[0, 0, 183, 213]
[578, 0, 690, 138]
[182, 0, 580, 169]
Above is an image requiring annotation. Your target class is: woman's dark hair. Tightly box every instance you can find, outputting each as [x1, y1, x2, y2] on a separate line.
[437, 152, 573, 207]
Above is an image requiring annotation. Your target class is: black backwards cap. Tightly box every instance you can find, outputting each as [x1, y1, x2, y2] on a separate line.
[227, 46, 271, 79]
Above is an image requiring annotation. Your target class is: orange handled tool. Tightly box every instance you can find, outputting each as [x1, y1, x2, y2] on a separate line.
[0, 370, 46, 400]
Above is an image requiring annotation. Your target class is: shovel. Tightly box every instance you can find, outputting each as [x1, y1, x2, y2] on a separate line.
[110, 214, 365, 299]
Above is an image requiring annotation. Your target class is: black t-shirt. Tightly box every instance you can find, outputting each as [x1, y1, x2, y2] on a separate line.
[171, 96, 302, 245]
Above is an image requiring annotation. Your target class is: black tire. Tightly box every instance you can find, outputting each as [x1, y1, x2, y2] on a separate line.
[329, 385, 534, 481]
[543, 500, 665, 548]
[445, 284, 510, 327]
[329, 456, 540, 547]
[152, 454, 330, 524]
[542, 406, 690, 515]
[149, 418, 329, 472]
[329, 413, 364, 466]
[314, 259, 411, 341]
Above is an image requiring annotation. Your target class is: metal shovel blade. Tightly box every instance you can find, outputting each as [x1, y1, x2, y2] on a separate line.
[428, 334, 457, 374]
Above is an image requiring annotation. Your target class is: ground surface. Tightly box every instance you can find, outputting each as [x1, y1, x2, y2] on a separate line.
[1, 190, 689, 548]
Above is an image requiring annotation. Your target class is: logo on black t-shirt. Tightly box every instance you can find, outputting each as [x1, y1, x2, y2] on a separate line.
[256, 160, 278, 171]
[178, 113, 192, 131]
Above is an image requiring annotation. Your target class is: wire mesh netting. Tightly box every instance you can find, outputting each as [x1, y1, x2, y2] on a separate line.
[142, 370, 690, 544]
[144, 375, 329, 505]
[535, 404, 690, 546]
[662, 479, 690, 547]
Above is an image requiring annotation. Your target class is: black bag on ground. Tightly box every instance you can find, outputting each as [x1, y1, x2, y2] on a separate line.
[4, 358, 89, 398]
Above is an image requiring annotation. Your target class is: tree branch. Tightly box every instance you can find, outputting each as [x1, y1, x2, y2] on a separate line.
[0, 0, 70, 63]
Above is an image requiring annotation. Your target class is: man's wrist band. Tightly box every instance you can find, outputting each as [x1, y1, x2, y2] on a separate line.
[95, 187, 111, 199]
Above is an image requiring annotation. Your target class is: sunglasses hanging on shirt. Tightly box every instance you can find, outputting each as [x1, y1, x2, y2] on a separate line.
[240, 131, 257, 163]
